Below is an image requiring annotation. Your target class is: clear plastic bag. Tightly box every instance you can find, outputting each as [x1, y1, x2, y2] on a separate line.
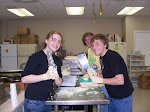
[61, 64, 71, 76]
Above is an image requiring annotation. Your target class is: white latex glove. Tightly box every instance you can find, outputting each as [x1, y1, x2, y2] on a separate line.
[48, 67, 60, 80]
[89, 75, 103, 84]
[97, 70, 103, 78]
[87, 69, 103, 83]
[87, 69, 97, 76]
[42, 69, 55, 80]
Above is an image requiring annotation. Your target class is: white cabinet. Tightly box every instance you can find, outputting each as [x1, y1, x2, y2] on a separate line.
[127, 54, 145, 87]
[0, 44, 18, 70]
[0, 44, 39, 70]
[17, 44, 39, 69]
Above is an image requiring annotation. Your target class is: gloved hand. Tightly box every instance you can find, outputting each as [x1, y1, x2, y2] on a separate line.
[49, 67, 60, 80]
[89, 75, 103, 84]
[43, 66, 60, 80]
[97, 69, 103, 78]
[42, 69, 55, 80]
[87, 69, 103, 83]
[87, 69, 97, 76]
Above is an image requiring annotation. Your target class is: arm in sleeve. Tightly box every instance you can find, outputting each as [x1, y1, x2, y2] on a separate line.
[21, 55, 45, 83]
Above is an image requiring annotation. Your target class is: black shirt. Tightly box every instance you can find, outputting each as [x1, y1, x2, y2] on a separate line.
[101, 50, 134, 99]
[21, 50, 62, 100]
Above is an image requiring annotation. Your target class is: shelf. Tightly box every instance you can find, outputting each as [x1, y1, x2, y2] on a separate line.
[127, 54, 145, 88]
[128, 70, 143, 72]
[128, 64, 145, 66]
[128, 60, 144, 61]
[131, 80, 139, 83]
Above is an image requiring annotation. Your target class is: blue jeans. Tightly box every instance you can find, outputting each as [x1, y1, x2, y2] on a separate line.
[100, 85, 109, 112]
[24, 98, 52, 112]
[108, 94, 133, 112]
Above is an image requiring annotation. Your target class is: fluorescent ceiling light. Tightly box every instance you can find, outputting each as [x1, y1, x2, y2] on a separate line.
[117, 7, 144, 15]
[7, 8, 34, 17]
[66, 7, 85, 15]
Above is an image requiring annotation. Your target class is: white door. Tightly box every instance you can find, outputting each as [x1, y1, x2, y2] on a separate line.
[134, 31, 150, 66]
[0, 44, 18, 70]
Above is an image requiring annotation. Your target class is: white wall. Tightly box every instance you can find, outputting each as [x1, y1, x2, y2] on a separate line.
[124, 16, 150, 54]
[1, 18, 122, 55]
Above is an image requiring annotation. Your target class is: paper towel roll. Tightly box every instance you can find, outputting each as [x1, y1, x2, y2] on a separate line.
[10, 83, 18, 107]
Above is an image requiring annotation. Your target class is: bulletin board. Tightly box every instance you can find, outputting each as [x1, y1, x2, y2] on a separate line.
[134, 31, 150, 66]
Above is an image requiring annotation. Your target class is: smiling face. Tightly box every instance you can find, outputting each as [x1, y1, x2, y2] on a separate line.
[45, 33, 62, 52]
[85, 36, 92, 47]
[91, 39, 108, 56]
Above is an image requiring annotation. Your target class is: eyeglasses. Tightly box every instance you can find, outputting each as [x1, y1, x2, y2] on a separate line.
[100, 58, 104, 72]
[85, 36, 91, 41]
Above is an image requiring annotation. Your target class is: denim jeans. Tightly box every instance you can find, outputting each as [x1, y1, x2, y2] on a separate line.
[24, 98, 52, 112]
[100, 85, 109, 99]
[108, 94, 133, 112]
[100, 85, 109, 112]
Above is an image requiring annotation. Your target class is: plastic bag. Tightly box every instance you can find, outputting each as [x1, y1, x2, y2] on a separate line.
[61, 64, 71, 76]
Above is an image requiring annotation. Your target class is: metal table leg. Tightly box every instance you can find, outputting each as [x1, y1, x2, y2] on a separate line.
[97, 105, 101, 112]
[84, 105, 88, 112]
[62, 106, 64, 112]
[54, 105, 58, 112]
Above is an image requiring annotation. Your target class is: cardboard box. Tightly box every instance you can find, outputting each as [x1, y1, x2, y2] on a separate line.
[139, 75, 150, 82]
[17, 27, 30, 34]
[14, 34, 38, 44]
[137, 72, 150, 89]
[136, 72, 150, 76]
[14, 35, 21, 44]
[28, 35, 38, 44]
[14, 34, 28, 44]
[139, 81, 150, 89]
[20, 34, 28, 44]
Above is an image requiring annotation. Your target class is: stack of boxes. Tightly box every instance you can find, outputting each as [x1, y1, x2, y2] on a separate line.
[14, 27, 38, 44]
[137, 72, 150, 89]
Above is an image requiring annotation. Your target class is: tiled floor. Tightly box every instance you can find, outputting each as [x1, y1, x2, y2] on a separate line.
[133, 87, 150, 112]
[93, 87, 150, 112]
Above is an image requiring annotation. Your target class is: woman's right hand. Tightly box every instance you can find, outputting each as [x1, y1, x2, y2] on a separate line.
[42, 69, 55, 80]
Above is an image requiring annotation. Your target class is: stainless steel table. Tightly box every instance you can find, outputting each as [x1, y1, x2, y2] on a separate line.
[46, 87, 109, 112]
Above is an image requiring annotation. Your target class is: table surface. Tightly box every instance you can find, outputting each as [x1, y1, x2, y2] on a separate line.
[46, 87, 109, 105]
[0, 70, 23, 73]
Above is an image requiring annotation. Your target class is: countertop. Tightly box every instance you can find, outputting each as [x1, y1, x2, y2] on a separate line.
[0, 91, 24, 112]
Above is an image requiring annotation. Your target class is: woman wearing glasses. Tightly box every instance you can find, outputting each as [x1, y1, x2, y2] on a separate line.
[21, 31, 63, 112]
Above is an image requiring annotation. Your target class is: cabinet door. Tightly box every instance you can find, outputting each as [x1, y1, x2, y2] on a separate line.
[18, 44, 37, 56]
[1, 57, 18, 70]
[1, 44, 17, 57]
